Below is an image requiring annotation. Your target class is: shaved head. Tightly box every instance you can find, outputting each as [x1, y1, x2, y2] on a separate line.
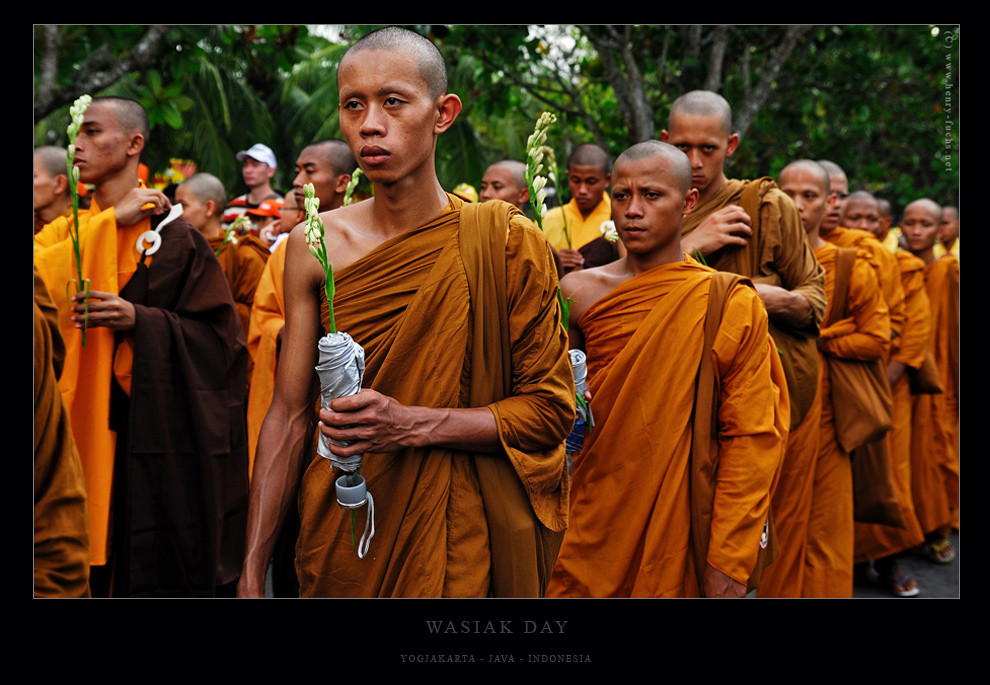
[780, 159, 830, 195]
[180, 173, 227, 211]
[93, 96, 150, 142]
[567, 144, 611, 175]
[308, 138, 359, 177]
[817, 160, 845, 179]
[615, 140, 692, 193]
[905, 198, 943, 223]
[343, 26, 447, 99]
[489, 160, 526, 186]
[668, 90, 733, 135]
[35, 146, 68, 179]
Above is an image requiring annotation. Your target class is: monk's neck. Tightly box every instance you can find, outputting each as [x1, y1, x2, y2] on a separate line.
[201, 219, 223, 241]
[806, 228, 825, 250]
[36, 199, 68, 226]
[696, 173, 728, 207]
[942, 237, 957, 251]
[913, 247, 936, 265]
[370, 177, 449, 239]
[94, 172, 141, 215]
[628, 245, 684, 275]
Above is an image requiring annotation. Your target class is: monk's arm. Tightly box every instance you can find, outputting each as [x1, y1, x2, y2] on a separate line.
[679, 205, 752, 257]
[889, 264, 930, 385]
[708, 289, 784, 588]
[819, 258, 890, 362]
[763, 190, 826, 329]
[238, 228, 322, 598]
[753, 283, 813, 328]
[321, 394, 500, 454]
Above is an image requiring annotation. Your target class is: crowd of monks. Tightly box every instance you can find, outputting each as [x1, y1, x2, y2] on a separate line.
[34, 27, 958, 599]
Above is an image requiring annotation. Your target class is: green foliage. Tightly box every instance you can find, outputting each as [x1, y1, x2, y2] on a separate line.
[36, 25, 958, 211]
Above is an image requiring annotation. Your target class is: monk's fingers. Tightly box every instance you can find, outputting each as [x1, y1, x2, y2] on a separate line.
[328, 389, 386, 414]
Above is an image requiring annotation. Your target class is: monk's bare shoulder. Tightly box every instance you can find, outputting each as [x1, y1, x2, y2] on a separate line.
[317, 200, 381, 273]
[561, 258, 633, 323]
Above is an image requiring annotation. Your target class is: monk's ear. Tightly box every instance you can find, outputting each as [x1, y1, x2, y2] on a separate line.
[53, 173, 69, 196]
[434, 93, 462, 135]
[333, 174, 351, 195]
[518, 186, 530, 206]
[725, 133, 739, 158]
[682, 188, 699, 216]
[126, 131, 145, 158]
[205, 199, 218, 219]
[659, 129, 670, 143]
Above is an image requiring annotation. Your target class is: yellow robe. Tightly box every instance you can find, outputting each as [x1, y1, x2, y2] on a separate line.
[854, 251, 929, 561]
[544, 196, 612, 251]
[802, 243, 890, 597]
[547, 257, 787, 597]
[245, 239, 287, 476]
[296, 197, 573, 597]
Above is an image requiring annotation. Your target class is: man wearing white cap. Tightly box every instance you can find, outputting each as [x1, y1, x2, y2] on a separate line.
[223, 143, 283, 226]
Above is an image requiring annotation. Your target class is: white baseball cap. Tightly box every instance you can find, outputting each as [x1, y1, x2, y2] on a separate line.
[236, 143, 277, 169]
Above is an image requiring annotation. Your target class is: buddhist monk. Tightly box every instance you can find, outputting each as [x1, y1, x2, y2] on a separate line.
[543, 144, 617, 273]
[661, 91, 826, 435]
[176, 172, 269, 343]
[479, 160, 529, 209]
[34, 146, 71, 235]
[546, 140, 787, 598]
[904, 199, 959, 565]
[757, 160, 832, 597]
[852, 207, 930, 596]
[34, 97, 248, 597]
[832, 189, 906, 358]
[238, 27, 573, 598]
[769, 161, 890, 597]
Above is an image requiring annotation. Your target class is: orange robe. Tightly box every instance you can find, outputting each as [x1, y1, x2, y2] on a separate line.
[682, 178, 826, 430]
[34, 286, 90, 597]
[911, 255, 959, 535]
[245, 239, 287, 476]
[296, 197, 573, 597]
[802, 243, 890, 597]
[824, 226, 905, 359]
[35, 200, 249, 595]
[854, 252, 929, 561]
[34, 200, 151, 565]
[209, 233, 269, 344]
[546, 258, 787, 597]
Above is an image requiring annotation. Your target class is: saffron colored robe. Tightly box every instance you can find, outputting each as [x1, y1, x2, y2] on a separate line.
[682, 178, 826, 430]
[296, 197, 574, 597]
[802, 243, 890, 597]
[823, 226, 905, 360]
[34, 201, 249, 596]
[854, 251, 929, 561]
[546, 258, 787, 598]
[911, 255, 959, 535]
[34, 283, 90, 598]
[245, 238, 288, 476]
[209, 233, 270, 345]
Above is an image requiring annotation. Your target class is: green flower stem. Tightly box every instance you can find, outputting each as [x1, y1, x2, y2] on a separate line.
[66, 94, 92, 346]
